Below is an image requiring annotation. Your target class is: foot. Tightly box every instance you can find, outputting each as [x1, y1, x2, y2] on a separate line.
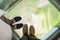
[29, 25, 35, 36]
[23, 24, 28, 36]
[29, 25, 40, 40]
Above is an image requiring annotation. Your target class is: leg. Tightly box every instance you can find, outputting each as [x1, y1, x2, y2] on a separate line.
[1, 16, 23, 29]
[29, 25, 40, 40]
[0, 15, 13, 26]
[20, 24, 28, 40]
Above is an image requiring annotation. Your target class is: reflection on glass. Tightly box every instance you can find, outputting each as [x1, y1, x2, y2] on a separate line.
[55, 0, 60, 5]
[0, 0, 20, 10]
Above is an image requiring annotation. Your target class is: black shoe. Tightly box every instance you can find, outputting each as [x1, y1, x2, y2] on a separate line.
[12, 23, 23, 29]
[14, 16, 22, 22]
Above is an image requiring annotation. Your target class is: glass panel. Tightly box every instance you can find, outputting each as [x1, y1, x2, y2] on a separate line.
[5, 0, 60, 39]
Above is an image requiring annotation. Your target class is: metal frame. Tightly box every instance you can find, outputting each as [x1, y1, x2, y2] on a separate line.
[49, 0, 60, 11]
[41, 22, 60, 40]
